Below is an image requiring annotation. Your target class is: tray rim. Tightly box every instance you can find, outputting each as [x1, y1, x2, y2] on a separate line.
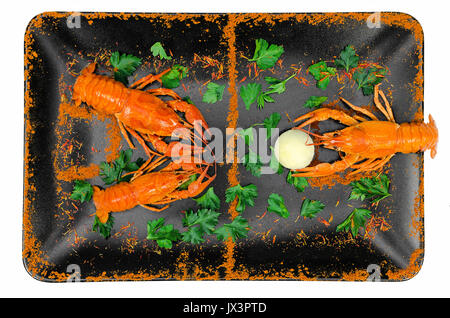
[23, 11, 425, 282]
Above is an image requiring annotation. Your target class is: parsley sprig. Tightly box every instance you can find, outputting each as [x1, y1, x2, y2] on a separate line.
[353, 67, 387, 95]
[99, 149, 144, 185]
[110, 52, 142, 85]
[304, 96, 328, 109]
[147, 218, 182, 249]
[181, 209, 220, 244]
[269, 147, 284, 175]
[349, 174, 391, 204]
[161, 64, 188, 89]
[300, 199, 325, 219]
[150, 42, 172, 60]
[336, 208, 372, 238]
[239, 74, 295, 110]
[202, 82, 226, 104]
[71, 180, 94, 203]
[92, 215, 115, 239]
[334, 45, 359, 72]
[307, 61, 337, 90]
[286, 171, 309, 193]
[267, 193, 290, 218]
[242, 150, 263, 177]
[240, 83, 262, 110]
[248, 38, 284, 70]
[225, 183, 258, 213]
[193, 187, 220, 210]
[239, 112, 281, 146]
[214, 216, 250, 242]
[257, 74, 296, 109]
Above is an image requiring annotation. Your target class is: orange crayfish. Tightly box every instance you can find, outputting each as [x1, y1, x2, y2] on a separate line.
[93, 157, 215, 223]
[72, 63, 209, 158]
[292, 85, 438, 177]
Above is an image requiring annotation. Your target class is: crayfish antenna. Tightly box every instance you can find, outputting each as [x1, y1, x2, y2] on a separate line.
[293, 126, 326, 139]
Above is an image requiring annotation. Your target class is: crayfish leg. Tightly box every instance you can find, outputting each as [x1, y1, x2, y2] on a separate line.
[340, 97, 378, 121]
[120, 123, 161, 158]
[374, 85, 395, 122]
[147, 88, 181, 100]
[349, 155, 393, 175]
[161, 156, 210, 172]
[116, 117, 136, 150]
[143, 135, 203, 160]
[129, 68, 171, 90]
[130, 156, 168, 181]
[139, 204, 169, 212]
[166, 99, 211, 140]
[294, 108, 359, 128]
[291, 154, 360, 177]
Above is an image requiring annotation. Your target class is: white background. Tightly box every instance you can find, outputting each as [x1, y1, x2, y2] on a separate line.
[1, 0, 449, 298]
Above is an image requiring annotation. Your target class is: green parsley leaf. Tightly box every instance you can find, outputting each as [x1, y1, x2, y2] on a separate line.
[239, 127, 255, 146]
[181, 208, 220, 244]
[240, 83, 262, 110]
[147, 218, 181, 249]
[242, 150, 263, 177]
[249, 39, 284, 70]
[193, 187, 220, 210]
[150, 42, 172, 60]
[123, 158, 145, 174]
[161, 64, 188, 89]
[263, 112, 281, 139]
[99, 149, 144, 185]
[300, 198, 325, 219]
[267, 193, 290, 218]
[115, 148, 132, 169]
[178, 174, 198, 190]
[214, 216, 250, 242]
[304, 96, 328, 109]
[99, 161, 120, 185]
[202, 82, 226, 104]
[225, 184, 258, 213]
[307, 61, 337, 90]
[269, 147, 283, 175]
[336, 208, 372, 238]
[181, 226, 205, 244]
[349, 174, 391, 204]
[256, 74, 294, 109]
[264, 76, 282, 84]
[334, 45, 359, 72]
[182, 209, 220, 236]
[110, 52, 142, 85]
[353, 67, 387, 95]
[256, 93, 274, 109]
[265, 73, 295, 95]
[92, 214, 115, 239]
[70, 180, 94, 203]
[286, 171, 309, 193]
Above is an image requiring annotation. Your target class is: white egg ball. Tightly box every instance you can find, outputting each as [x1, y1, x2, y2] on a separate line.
[274, 129, 315, 170]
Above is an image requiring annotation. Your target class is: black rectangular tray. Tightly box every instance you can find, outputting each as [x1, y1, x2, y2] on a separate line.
[24, 12, 424, 282]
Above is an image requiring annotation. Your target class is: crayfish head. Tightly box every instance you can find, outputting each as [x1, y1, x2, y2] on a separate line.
[323, 127, 369, 154]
